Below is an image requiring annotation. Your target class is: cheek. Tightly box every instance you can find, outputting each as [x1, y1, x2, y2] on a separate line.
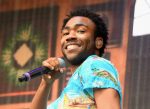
[84, 35, 95, 47]
[60, 38, 65, 48]
[84, 38, 94, 49]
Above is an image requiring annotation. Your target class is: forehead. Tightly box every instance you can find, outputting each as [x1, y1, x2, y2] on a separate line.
[64, 16, 96, 29]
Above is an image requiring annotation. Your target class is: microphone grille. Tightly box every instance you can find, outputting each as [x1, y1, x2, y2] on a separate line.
[58, 58, 66, 67]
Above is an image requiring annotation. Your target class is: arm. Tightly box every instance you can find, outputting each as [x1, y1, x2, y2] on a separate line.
[30, 79, 53, 109]
[94, 88, 120, 109]
[30, 58, 65, 109]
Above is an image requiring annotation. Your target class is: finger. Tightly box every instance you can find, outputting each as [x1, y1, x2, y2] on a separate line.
[43, 74, 52, 79]
[47, 58, 60, 70]
[42, 60, 54, 70]
[59, 68, 66, 73]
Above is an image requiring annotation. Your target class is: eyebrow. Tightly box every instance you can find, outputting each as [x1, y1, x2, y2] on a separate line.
[62, 23, 88, 31]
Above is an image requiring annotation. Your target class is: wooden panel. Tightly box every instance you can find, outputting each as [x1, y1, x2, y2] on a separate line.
[124, 21, 150, 109]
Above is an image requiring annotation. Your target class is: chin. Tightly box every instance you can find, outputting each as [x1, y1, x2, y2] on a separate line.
[63, 53, 89, 65]
[68, 58, 84, 65]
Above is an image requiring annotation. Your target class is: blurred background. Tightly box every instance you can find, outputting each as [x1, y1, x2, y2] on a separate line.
[0, 0, 150, 109]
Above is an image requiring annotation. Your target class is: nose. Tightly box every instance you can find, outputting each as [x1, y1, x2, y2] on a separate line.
[66, 30, 77, 42]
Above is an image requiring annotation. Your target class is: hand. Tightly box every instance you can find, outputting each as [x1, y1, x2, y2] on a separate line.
[42, 57, 65, 84]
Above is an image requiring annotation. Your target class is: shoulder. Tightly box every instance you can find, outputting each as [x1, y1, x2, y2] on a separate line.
[82, 55, 118, 76]
[80, 55, 121, 89]
[83, 55, 114, 67]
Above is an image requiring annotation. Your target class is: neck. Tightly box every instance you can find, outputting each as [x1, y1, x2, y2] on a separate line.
[95, 50, 100, 56]
[70, 64, 79, 73]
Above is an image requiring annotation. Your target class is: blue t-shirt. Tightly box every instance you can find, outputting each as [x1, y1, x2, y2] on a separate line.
[47, 55, 122, 109]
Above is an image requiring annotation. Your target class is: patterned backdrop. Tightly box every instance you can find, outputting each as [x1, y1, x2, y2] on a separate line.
[0, 6, 58, 104]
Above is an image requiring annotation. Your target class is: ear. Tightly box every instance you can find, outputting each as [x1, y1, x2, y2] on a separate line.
[95, 37, 103, 49]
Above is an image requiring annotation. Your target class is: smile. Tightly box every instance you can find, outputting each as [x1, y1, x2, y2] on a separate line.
[66, 44, 81, 50]
[65, 41, 81, 49]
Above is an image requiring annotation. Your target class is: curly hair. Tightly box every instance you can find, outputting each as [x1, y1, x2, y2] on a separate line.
[62, 8, 108, 57]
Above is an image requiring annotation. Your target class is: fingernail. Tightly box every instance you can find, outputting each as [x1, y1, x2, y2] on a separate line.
[60, 69, 64, 73]
[51, 67, 54, 70]
[48, 75, 51, 79]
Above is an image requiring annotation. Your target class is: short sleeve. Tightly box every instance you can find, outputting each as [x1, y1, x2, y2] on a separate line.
[79, 56, 122, 101]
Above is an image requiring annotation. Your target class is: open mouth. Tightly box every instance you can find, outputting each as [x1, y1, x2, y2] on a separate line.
[66, 44, 81, 50]
[65, 42, 81, 50]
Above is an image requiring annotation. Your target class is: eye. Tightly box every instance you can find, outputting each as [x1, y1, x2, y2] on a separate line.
[63, 32, 69, 36]
[62, 29, 69, 37]
[77, 29, 86, 34]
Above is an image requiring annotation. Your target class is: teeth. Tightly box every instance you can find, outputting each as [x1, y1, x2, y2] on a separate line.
[67, 45, 79, 50]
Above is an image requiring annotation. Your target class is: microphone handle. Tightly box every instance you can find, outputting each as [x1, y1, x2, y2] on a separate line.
[18, 66, 50, 82]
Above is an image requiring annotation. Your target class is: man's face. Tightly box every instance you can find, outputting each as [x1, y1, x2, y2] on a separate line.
[61, 16, 96, 65]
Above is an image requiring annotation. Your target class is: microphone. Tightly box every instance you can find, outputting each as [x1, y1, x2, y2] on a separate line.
[18, 58, 66, 82]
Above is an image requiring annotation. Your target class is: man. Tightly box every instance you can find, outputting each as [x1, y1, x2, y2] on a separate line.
[31, 8, 122, 109]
